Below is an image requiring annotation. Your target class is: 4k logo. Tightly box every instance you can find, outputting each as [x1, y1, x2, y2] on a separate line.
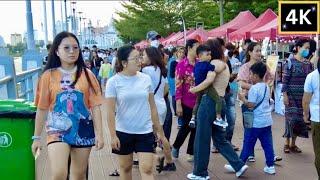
[279, 1, 319, 34]
[0, 132, 12, 147]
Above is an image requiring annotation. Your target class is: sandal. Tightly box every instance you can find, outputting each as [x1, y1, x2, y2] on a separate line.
[284, 145, 290, 153]
[156, 157, 165, 173]
[109, 169, 120, 176]
[290, 145, 302, 153]
[133, 160, 139, 165]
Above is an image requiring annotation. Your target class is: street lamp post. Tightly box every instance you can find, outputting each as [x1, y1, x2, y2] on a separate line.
[51, 0, 56, 38]
[181, 16, 186, 45]
[26, 0, 36, 50]
[42, 0, 48, 46]
[71, 1, 77, 35]
[82, 17, 87, 46]
[78, 11, 83, 46]
[64, 0, 68, 31]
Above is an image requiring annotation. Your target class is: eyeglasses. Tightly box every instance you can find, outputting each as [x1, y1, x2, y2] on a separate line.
[60, 80, 71, 84]
[59, 45, 80, 53]
[128, 56, 142, 63]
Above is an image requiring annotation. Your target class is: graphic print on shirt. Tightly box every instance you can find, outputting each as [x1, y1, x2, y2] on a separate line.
[46, 72, 95, 146]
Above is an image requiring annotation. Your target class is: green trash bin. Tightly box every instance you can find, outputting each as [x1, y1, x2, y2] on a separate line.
[0, 99, 36, 180]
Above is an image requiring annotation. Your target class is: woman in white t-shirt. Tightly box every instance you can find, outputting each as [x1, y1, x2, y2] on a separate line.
[141, 47, 176, 171]
[104, 45, 166, 180]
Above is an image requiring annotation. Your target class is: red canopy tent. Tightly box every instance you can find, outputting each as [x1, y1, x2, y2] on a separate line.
[251, 18, 313, 40]
[176, 28, 209, 46]
[162, 29, 195, 46]
[229, 9, 277, 41]
[208, 10, 256, 38]
[160, 32, 176, 43]
[251, 18, 277, 40]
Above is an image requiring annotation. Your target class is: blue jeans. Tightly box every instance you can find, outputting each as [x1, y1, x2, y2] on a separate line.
[224, 91, 236, 143]
[240, 126, 275, 167]
[172, 95, 183, 127]
[193, 95, 245, 177]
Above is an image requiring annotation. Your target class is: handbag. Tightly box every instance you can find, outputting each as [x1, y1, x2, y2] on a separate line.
[241, 85, 267, 128]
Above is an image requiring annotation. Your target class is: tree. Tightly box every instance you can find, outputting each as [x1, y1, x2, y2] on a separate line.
[7, 43, 27, 57]
[115, 0, 278, 43]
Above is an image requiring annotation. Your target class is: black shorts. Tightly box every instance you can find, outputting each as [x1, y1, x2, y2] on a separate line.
[112, 131, 156, 155]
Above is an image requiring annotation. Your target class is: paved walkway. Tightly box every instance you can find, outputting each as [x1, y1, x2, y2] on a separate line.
[36, 105, 318, 179]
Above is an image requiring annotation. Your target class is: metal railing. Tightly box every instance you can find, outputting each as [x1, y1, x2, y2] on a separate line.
[0, 49, 44, 101]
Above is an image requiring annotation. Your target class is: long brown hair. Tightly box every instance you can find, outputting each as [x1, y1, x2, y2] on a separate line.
[145, 47, 167, 78]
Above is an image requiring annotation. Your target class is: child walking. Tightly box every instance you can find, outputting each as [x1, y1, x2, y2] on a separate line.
[189, 44, 228, 128]
[99, 57, 112, 93]
[234, 61, 276, 174]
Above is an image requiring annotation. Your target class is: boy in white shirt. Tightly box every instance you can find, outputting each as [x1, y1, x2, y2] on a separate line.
[238, 62, 276, 174]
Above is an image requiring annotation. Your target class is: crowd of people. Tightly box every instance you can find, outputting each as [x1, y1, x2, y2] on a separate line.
[33, 30, 319, 180]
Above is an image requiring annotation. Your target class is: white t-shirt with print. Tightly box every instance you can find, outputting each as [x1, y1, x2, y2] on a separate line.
[304, 70, 320, 122]
[105, 72, 153, 134]
[248, 82, 273, 128]
[142, 66, 167, 125]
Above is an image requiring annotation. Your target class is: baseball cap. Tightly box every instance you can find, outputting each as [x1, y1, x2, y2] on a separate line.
[146, 31, 161, 41]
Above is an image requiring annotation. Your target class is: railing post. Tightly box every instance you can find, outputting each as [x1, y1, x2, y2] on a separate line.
[0, 54, 17, 99]
[22, 50, 43, 101]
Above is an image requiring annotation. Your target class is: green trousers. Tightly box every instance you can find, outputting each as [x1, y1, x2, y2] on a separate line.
[192, 86, 222, 118]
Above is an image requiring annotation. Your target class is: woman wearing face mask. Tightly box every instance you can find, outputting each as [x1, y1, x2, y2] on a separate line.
[282, 39, 313, 154]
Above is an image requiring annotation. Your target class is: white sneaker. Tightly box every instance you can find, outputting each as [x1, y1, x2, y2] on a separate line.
[213, 118, 228, 128]
[236, 165, 249, 178]
[224, 164, 248, 178]
[248, 156, 256, 162]
[187, 155, 194, 162]
[263, 166, 276, 174]
[187, 173, 210, 180]
[224, 164, 235, 172]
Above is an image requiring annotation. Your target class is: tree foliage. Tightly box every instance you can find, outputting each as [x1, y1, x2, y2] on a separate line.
[115, 0, 278, 43]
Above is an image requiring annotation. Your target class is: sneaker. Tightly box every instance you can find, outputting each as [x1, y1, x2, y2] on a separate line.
[263, 166, 276, 174]
[171, 147, 179, 158]
[211, 146, 219, 153]
[236, 165, 249, 178]
[274, 155, 282, 162]
[189, 119, 196, 128]
[187, 154, 194, 162]
[213, 118, 228, 128]
[162, 163, 176, 171]
[232, 144, 240, 151]
[248, 156, 256, 162]
[187, 173, 210, 180]
[224, 164, 235, 173]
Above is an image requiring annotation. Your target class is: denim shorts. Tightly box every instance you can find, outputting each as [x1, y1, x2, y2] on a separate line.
[112, 131, 155, 155]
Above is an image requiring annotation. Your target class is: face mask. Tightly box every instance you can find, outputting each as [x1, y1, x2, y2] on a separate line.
[150, 40, 160, 48]
[300, 49, 309, 58]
